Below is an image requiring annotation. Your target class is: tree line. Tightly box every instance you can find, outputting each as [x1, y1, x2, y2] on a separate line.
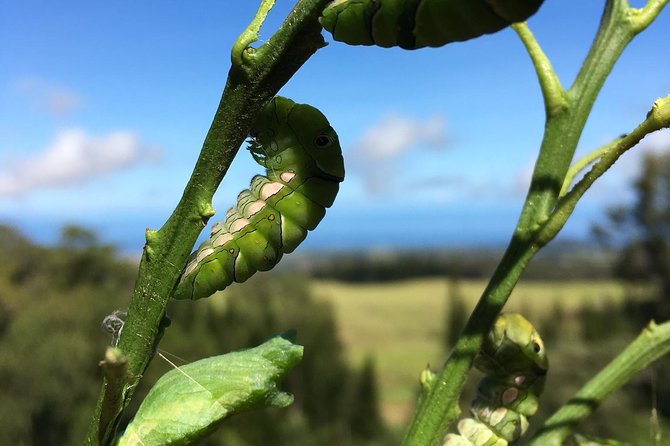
[0, 226, 388, 446]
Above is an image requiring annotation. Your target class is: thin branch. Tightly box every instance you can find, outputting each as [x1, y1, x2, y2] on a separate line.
[628, 0, 670, 32]
[559, 140, 619, 198]
[512, 23, 567, 117]
[537, 94, 670, 246]
[232, 0, 276, 69]
[528, 320, 670, 446]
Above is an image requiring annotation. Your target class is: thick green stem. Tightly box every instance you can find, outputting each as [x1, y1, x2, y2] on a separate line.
[528, 320, 670, 446]
[85, 1, 331, 444]
[516, 0, 635, 237]
[402, 2, 667, 444]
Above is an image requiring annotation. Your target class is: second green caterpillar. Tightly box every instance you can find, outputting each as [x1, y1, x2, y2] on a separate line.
[444, 313, 548, 445]
[173, 97, 344, 300]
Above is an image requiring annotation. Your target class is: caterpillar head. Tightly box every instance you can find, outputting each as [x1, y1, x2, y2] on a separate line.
[288, 102, 344, 182]
[476, 313, 548, 379]
[249, 97, 344, 182]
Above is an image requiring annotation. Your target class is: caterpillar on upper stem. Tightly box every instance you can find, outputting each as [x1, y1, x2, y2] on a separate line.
[444, 312, 548, 445]
[173, 97, 344, 300]
[320, 0, 545, 50]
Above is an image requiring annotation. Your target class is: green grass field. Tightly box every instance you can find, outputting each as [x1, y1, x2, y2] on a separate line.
[311, 278, 629, 426]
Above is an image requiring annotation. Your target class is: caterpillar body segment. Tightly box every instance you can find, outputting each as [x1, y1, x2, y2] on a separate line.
[320, 0, 545, 50]
[173, 97, 344, 300]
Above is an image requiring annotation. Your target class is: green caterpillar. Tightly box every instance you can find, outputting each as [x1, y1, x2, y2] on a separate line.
[320, 0, 545, 50]
[173, 97, 344, 300]
[444, 313, 548, 445]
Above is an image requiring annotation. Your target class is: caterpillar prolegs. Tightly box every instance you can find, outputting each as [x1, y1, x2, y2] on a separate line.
[444, 313, 548, 446]
[173, 97, 344, 300]
[320, 0, 545, 50]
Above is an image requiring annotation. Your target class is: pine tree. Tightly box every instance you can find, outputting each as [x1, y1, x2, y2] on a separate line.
[348, 356, 384, 440]
[444, 274, 467, 350]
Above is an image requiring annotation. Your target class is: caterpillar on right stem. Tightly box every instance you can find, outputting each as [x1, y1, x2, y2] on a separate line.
[444, 312, 548, 446]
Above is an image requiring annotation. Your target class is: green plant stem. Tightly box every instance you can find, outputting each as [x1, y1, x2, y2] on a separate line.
[528, 320, 670, 446]
[84, 1, 331, 444]
[559, 144, 613, 198]
[403, 237, 540, 444]
[402, 2, 667, 444]
[516, 0, 635, 237]
[629, 0, 670, 32]
[538, 95, 670, 245]
[511, 23, 567, 116]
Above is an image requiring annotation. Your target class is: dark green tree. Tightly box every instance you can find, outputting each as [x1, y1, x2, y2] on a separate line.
[595, 149, 670, 321]
[0, 225, 132, 445]
[594, 148, 670, 417]
[0, 226, 389, 446]
[163, 274, 389, 446]
[51, 226, 134, 289]
[444, 274, 467, 350]
[348, 356, 384, 440]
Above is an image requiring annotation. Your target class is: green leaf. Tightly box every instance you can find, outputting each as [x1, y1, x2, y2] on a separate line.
[117, 334, 303, 446]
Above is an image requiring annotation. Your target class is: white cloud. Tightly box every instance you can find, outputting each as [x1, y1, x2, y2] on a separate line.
[0, 129, 161, 197]
[348, 114, 448, 193]
[351, 114, 446, 160]
[13, 76, 84, 117]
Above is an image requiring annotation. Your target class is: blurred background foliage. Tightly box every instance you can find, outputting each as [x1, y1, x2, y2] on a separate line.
[1, 151, 670, 445]
[0, 226, 391, 446]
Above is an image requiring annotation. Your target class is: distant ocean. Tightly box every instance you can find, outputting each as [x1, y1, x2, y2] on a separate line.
[1, 202, 604, 255]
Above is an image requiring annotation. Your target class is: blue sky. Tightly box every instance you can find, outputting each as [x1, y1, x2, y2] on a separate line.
[1, 1, 669, 253]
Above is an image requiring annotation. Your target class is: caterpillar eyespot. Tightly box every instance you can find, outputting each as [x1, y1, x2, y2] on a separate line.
[173, 97, 345, 300]
[444, 313, 548, 445]
[320, 0, 546, 50]
[315, 134, 333, 147]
